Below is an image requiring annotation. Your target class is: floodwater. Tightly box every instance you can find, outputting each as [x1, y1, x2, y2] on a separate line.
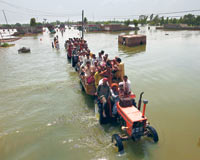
[0, 27, 200, 160]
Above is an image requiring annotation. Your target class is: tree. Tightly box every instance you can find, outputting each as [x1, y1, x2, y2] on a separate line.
[56, 20, 61, 25]
[165, 17, 169, 24]
[172, 18, 178, 24]
[195, 16, 200, 25]
[30, 18, 36, 27]
[84, 17, 88, 24]
[152, 15, 160, 25]
[133, 19, 138, 27]
[124, 19, 130, 26]
[150, 14, 154, 21]
[139, 15, 148, 25]
[15, 23, 21, 27]
[160, 17, 165, 25]
[182, 14, 195, 26]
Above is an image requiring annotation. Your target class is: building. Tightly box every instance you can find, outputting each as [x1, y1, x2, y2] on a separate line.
[118, 34, 146, 47]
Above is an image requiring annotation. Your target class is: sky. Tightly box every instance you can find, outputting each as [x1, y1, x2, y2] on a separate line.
[0, 0, 200, 24]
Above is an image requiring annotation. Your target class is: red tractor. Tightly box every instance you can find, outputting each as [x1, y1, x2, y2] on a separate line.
[111, 92, 159, 153]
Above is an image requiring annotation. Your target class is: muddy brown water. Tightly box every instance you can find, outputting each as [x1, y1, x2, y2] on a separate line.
[0, 27, 200, 160]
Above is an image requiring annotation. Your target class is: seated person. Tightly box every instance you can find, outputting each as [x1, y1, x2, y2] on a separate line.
[119, 77, 137, 107]
[118, 82, 125, 98]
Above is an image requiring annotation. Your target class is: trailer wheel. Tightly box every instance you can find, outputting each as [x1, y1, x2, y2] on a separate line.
[146, 126, 159, 142]
[112, 134, 124, 153]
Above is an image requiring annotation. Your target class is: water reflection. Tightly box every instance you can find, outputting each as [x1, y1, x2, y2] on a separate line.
[118, 44, 146, 56]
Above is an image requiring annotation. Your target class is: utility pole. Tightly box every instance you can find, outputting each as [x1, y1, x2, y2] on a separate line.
[82, 10, 84, 39]
[2, 10, 8, 25]
[2, 10, 11, 37]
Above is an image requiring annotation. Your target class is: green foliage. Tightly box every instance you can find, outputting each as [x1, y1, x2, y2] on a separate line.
[1, 43, 9, 47]
[150, 14, 154, 21]
[124, 19, 130, 26]
[1, 24, 11, 28]
[160, 17, 165, 25]
[182, 14, 195, 26]
[30, 18, 36, 27]
[84, 17, 88, 24]
[165, 17, 169, 24]
[172, 18, 178, 24]
[138, 15, 148, 25]
[15, 23, 21, 27]
[196, 16, 200, 25]
[153, 15, 160, 25]
[56, 20, 61, 25]
[1, 14, 199, 29]
[133, 19, 138, 27]
[104, 21, 110, 25]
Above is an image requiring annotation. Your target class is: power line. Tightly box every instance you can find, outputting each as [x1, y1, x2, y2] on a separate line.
[0, 0, 80, 17]
[97, 9, 200, 19]
[156, 9, 200, 15]
[0, 9, 80, 18]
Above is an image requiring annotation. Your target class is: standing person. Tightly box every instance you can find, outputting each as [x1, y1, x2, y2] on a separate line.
[81, 53, 92, 68]
[97, 52, 103, 63]
[110, 83, 119, 116]
[94, 67, 103, 89]
[54, 37, 57, 47]
[100, 63, 112, 86]
[56, 40, 60, 49]
[122, 75, 131, 96]
[67, 43, 73, 58]
[97, 78, 111, 118]
[115, 57, 124, 82]
[91, 54, 96, 66]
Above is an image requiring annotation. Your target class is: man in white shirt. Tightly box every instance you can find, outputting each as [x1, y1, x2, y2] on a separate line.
[81, 53, 92, 68]
[122, 75, 131, 95]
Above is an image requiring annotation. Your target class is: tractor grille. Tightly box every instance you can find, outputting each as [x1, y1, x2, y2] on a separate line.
[132, 121, 145, 139]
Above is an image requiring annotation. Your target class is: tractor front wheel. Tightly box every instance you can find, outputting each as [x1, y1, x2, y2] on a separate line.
[146, 126, 159, 142]
[112, 134, 124, 153]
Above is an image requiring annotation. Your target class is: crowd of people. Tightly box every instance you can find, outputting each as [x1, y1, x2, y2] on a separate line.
[65, 37, 136, 118]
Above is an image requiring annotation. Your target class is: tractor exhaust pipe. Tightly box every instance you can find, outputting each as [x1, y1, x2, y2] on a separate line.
[138, 92, 144, 111]
[142, 99, 148, 118]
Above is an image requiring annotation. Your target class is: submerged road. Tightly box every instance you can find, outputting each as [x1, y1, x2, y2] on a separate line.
[0, 27, 200, 160]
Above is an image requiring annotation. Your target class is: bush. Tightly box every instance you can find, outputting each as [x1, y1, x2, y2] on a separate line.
[1, 43, 9, 47]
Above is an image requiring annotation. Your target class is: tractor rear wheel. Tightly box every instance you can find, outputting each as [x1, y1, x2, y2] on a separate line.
[146, 126, 159, 142]
[112, 134, 124, 153]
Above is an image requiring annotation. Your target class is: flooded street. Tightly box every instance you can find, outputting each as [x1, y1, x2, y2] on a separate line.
[0, 27, 200, 160]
